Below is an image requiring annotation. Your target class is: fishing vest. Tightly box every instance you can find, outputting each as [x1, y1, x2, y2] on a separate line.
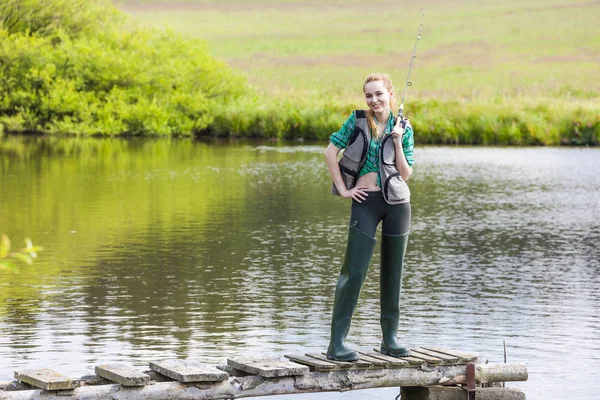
[331, 110, 410, 205]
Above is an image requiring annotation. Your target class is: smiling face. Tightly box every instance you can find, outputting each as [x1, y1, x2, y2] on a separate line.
[363, 80, 393, 115]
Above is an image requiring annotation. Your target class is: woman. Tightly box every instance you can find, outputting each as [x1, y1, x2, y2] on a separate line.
[324, 73, 415, 361]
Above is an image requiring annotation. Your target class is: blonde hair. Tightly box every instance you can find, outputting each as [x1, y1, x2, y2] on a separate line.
[363, 73, 397, 139]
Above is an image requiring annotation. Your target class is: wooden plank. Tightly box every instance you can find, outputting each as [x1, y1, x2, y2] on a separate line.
[149, 360, 228, 382]
[284, 355, 337, 372]
[358, 351, 413, 367]
[305, 353, 370, 369]
[304, 354, 353, 369]
[95, 364, 150, 386]
[0, 363, 528, 400]
[410, 348, 460, 364]
[303, 354, 350, 369]
[227, 357, 309, 378]
[420, 347, 479, 363]
[372, 349, 425, 365]
[355, 353, 389, 367]
[407, 348, 443, 364]
[319, 352, 374, 368]
[14, 369, 79, 391]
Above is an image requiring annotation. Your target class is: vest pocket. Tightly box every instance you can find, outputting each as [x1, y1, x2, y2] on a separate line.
[330, 112, 370, 197]
[379, 135, 410, 204]
[331, 162, 359, 195]
[383, 173, 410, 204]
[340, 164, 358, 188]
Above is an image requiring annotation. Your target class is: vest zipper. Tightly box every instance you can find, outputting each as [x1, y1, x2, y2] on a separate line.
[380, 133, 397, 203]
[380, 134, 395, 165]
[352, 126, 369, 187]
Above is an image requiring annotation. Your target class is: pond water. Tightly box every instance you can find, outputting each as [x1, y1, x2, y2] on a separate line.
[1, 137, 599, 400]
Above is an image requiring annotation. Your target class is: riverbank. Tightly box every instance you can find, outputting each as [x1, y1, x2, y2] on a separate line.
[120, 0, 599, 145]
[1, 0, 598, 144]
[203, 95, 599, 145]
[3, 95, 598, 145]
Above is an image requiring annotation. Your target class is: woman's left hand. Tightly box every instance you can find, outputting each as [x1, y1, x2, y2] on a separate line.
[391, 117, 407, 147]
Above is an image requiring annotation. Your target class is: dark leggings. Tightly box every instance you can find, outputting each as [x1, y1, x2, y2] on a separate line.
[350, 191, 411, 237]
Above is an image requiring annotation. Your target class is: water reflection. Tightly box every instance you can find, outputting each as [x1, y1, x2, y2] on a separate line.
[1, 138, 599, 400]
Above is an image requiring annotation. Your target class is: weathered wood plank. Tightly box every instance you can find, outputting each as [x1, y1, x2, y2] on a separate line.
[149, 360, 228, 382]
[372, 350, 425, 365]
[357, 351, 412, 367]
[227, 358, 309, 378]
[407, 349, 443, 364]
[284, 355, 337, 372]
[410, 348, 460, 364]
[305, 353, 371, 369]
[0, 363, 528, 400]
[14, 369, 79, 391]
[95, 364, 150, 386]
[420, 347, 479, 363]
[304, 354, 352, 369]
[319, 352, 374, 368]
[355, 353, 388, 367]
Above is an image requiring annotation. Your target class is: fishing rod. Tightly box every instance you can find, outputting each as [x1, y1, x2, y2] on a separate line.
[398, 14, 424, 128]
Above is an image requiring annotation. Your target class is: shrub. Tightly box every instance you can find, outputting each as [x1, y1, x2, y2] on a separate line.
[0, 0, 249, 135]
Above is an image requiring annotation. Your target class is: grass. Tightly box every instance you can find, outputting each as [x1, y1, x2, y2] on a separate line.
[117, 0, 600, 144]
[3, 0, 596, 142]
[121, 0, 600, 101]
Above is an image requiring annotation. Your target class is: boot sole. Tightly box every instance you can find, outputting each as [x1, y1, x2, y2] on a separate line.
[380, 347, 411, 357]
[326, 352, 359, 362]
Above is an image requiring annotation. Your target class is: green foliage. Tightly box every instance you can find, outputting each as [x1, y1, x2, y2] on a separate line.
[0, 0, 125, 38]
[0, 233, 42, 272]
[0, 0, 248, 135]
[1, 0, 598, 143]
[406, 98, 599, 146]
[205, 97, 351, 140]
[125, 0, 599, 145]
[204, 96, 599, 145]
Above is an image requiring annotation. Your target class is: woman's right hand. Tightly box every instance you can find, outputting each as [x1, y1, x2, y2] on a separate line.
[341, 186, 369, 203]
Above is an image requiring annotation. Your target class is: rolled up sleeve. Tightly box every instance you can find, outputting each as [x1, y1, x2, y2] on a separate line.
[402, 126, 415, 167]
[329, 113, 356, 149]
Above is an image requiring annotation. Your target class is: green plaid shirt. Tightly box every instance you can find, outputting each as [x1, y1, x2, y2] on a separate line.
[330, 112, 415, 181]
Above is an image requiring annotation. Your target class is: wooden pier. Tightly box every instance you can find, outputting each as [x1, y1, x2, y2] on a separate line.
[0, 347, 528, 400]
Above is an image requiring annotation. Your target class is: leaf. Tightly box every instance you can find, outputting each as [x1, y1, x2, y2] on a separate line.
[0, 234, 10, 259]
[0, 261, 18, 272]
[22, 238, 43, 258]
[15, 253, 33, 266]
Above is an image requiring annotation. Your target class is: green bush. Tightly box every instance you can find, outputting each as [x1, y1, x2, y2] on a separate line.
[202, 95, 598, 146]
[0, 0, 124, 38]
[204, 96, 350, 140]
[406, 98, 599, 146]
[0, 0, 598, 144]
[0, 0, 248, 135]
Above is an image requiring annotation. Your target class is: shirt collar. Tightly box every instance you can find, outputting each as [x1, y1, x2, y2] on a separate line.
[375, 113, 395, 134]
[373, 112, 396, 135]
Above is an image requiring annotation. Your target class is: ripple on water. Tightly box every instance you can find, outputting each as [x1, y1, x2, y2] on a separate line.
[1, 144, 599, 400]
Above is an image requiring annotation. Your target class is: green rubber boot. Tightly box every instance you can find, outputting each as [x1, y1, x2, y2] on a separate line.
[379, 231, 411, 357]
[327, 227, 377, 361]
